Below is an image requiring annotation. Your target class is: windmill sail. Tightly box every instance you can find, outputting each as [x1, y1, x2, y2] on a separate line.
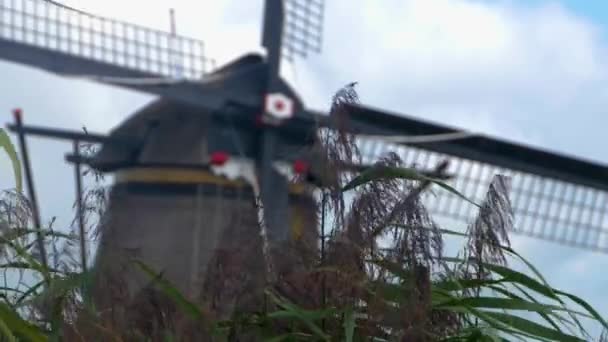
[342, 103, 608, 253]
[282, 0, 324, 61]
[0, 0, 215, 86]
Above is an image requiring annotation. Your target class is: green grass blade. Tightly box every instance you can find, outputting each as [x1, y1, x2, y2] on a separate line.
[0, 236, 51, 282]
[343, 306, 356, 342]
[437, 296, 587, 316]
[0, 128, 22, 193]
[481, 264, 557, 300]
[554, 289, 608, 332]
[2, 229, 75, 242]
[341, 165, 480, 207]
[0, 315, 17, 342]
[133, 260, 206, 322]
[369, 280, 411, 303]
[342, 165, 428, 191]
[440, 326, 505, 342]
[500, 246, 591, 337]
[15, 280, 45, 306]
[266, 309, 329, 340]
[391, 223, 469, 238]
[0, 301, 47, 342]
[432, 180, 481, 208]
[266, 291, 331, 341]
[367, 256, 413, 280]
[434, 277, 505, 292]
[441, 306, 554, 342]
[263, 334, 295, 342]
[0, 262, 37, 269]
[441, 256, 595, 338]
[487, 284, 565, 334]
[0, 287, 26, 295]
[483, 311, 585, 342]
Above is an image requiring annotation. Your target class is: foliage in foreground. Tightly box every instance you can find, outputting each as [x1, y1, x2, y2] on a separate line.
[0, 160, 606, 341]
[0, 97, 607, 341]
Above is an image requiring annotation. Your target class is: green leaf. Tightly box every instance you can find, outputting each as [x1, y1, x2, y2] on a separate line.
[0, 301, 47, 342]
[1, 228, 75, 243]
[391, 223, 469, 238]
[483, 311, 585, 342]
[0, 287, 26, 295]
[342, 165, 480, 208]
[266, 291, 331, 341]
[439, 327, 505, 342]
[0, 235, 51, 283]
[342, 165, 428, 191]
[35, 272, 90, 311]
[501, 246, 590, 336]
[475, 263, 557, 300]
[0, 262, 36, 269]
[441, 256, 595, 338]
[262, 332, 314, 341]
[433, 277, 505, 292]
[368, 280, 410, 303]
[343, 306, 356, 342]
[435, 227, 470, 238]
[441, 305, 555, 341]
[554, 289, 608, 333]
[133, 260, 206, 322]
[432, 180, 481, 208]
[436, 296, 579, 315]
[163, 332, 176, 342]
[0, 128, 22, 193]
[367, 257, 412, 280]
[0, 315, 17, 342]
[0, 319, 17, 342]
[488, 284, 565, 334]
[15, 280, 45, 306]
[263, 334, 295, 342]
[266, 310, 329, 340]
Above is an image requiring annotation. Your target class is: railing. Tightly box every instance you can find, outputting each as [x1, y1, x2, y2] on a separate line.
[358, 138, 608, 253]
[0, 0, 215, 80]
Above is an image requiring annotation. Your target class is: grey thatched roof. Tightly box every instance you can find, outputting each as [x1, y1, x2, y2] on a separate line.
[91, 99, 213, 172]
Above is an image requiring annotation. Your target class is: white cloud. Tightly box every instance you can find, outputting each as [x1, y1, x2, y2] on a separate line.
[295, 0, 608, 161]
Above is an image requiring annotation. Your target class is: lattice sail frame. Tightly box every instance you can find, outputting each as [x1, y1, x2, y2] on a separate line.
[0, 0, 215, 79]
[357, 138, 608, 253]
[283, 0, 324, 61]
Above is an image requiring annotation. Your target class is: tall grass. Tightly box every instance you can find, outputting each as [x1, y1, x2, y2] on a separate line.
[1, 105, 607, 342]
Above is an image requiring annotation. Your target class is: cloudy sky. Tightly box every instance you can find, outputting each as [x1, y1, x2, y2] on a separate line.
[2, 0, 608, 335]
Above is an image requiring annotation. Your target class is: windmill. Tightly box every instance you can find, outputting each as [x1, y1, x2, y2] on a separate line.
[3, 0, 608, 323]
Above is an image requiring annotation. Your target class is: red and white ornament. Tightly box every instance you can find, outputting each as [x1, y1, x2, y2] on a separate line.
[264, 93, 294, 121]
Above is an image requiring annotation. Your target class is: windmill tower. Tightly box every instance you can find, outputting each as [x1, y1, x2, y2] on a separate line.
[84, 1, 327, 318]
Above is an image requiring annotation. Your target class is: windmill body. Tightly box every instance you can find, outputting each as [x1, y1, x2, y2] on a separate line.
[85, 76, 320, 315]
